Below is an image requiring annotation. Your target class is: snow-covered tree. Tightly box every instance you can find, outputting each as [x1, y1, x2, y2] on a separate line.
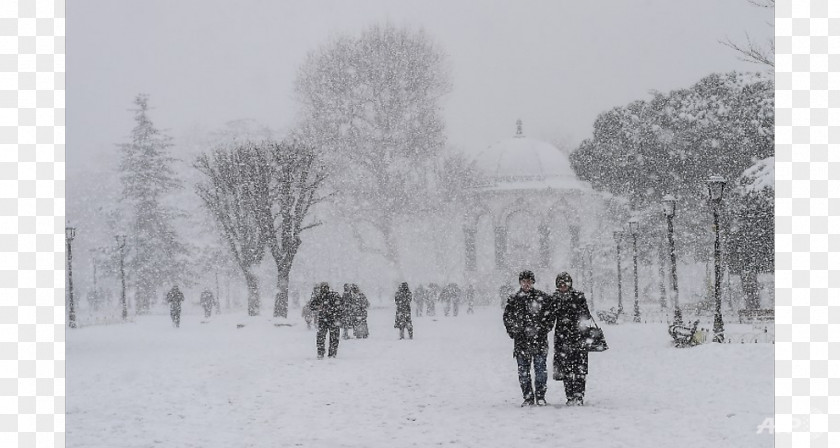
[570, 71, 773, 263]
[118, 94, 191, 313]
[195, 139, 326, 317]
[294, 22, 451, 276]
[727, 156, 773, 309]
[195, 145, 267, 315]
[253, 139, 327, 318]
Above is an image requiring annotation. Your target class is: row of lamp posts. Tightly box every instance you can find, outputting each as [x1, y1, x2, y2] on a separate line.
[65, 228, 129, 328]
[611, 176, 727, 342]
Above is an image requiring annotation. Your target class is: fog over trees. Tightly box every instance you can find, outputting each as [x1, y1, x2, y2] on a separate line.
[68, 18, 774, 319]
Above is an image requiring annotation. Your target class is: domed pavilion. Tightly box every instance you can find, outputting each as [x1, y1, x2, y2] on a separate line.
[463, 120, 602, 287]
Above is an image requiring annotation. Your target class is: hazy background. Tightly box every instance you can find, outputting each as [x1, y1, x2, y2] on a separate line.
[68, 0, 773, 170]
[65, 0, 774, 311]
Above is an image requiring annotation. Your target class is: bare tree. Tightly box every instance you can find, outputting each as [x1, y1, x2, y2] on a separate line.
[721, 0, 774, 69]
[295, 22, 451, 276]
[252, 139, 327, 318]
[195, 147, 267, 316]
[196, 139, 327, 318]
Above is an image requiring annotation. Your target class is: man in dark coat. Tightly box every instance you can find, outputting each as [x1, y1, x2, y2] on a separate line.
[310, 282, 343, 359]
[394, 282, 414, 339]
[503, 270, 554, 406]
[166, 285, 185, 328]
[551, 272, 593, 405]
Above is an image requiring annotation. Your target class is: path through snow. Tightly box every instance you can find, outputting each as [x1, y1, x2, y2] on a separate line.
[68, 305, 772, 448]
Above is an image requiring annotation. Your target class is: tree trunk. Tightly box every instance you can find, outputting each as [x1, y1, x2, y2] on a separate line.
[274, 268, 291, 318]
[244, 270, 260, 316]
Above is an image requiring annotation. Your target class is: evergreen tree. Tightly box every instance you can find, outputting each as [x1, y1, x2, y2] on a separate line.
[118, 94, 191, 314]
[727, 156, 774, 309]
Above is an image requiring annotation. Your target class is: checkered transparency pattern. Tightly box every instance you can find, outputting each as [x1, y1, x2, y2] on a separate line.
[775, 0, 840, 446]
[0, 0, 65, 447]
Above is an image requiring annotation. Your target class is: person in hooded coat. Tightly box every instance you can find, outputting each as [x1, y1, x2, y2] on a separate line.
[394, 282, 414, 339]
[551, 272, 593, 405]
[503, 271, 554, 407]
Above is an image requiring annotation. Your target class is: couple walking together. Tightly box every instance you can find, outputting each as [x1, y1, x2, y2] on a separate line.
[503, 270, 593, 407]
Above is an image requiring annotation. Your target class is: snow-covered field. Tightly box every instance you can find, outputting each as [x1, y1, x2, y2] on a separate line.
[68, 305, 773, 448]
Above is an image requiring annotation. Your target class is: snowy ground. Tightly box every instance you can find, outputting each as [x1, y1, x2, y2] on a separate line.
[67, 305, 773, 448]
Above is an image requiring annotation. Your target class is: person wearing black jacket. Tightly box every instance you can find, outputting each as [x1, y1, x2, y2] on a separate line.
[310, 282, 343, 359]
[394, 282, 414, 339]
[166, 285, 185, 328]
[503, 270, 555, 406]
[551, 272, 593, 405]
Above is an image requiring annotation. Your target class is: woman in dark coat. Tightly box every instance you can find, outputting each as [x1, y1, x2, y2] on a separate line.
[394, 282, 414, 339]
[551, 272, 593, 406]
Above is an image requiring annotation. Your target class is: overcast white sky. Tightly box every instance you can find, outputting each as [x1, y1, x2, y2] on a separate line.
[68, 0, 773, 167]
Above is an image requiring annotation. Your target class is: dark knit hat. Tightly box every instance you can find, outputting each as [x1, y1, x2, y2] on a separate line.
[556, 272, 573, 288]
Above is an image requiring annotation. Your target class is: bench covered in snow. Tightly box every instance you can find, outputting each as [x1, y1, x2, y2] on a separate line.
[668, 319, 700, 347]
[738, 308, 774, 324]
[596, 310, 620, 325]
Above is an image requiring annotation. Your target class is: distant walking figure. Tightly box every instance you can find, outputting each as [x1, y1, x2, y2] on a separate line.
[311, 282, 342, 359]
[200, 289, 214, 319]
[166, 285, 185, 328]
[414, 284, 426, 317]
[394, 282, 414, 340]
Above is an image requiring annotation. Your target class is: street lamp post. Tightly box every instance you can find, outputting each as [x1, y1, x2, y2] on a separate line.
[65, 227, 77, 329]
[628, 218, 641, 323]
[613, 230, 624, 315]
[661, 194, 682, 325]
[116, 235, 127, 321]
[707, 175, 727, 343]
[585, 243, 595, 312]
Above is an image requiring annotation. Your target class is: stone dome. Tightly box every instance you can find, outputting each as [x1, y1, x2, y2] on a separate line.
[472, 120, 590, 191]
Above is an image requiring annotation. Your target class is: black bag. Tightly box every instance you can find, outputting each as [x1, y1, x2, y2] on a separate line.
[583, 322, 609, 352]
